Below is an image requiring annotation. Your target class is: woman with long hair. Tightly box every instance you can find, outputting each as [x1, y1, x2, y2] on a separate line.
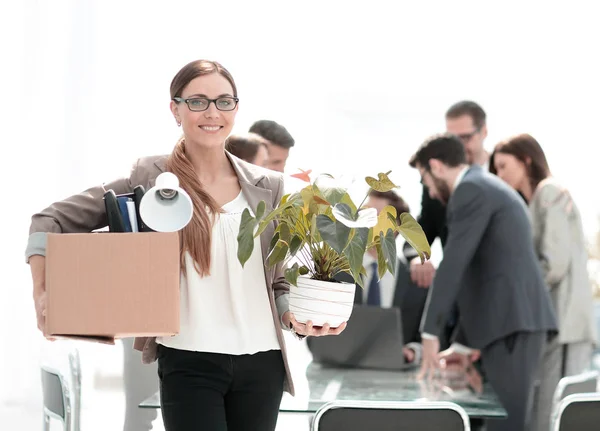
[26, 59, 345, 430]
[490, 133, 596, 431]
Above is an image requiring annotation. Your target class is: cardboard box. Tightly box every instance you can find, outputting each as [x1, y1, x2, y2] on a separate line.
[45, 232, 180, 343]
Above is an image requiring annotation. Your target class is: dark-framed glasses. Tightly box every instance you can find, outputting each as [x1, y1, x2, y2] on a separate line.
[172, 96, 239, 112]
[456, 129, 480, 143]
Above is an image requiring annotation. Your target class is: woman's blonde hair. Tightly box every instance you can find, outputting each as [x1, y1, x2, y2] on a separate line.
[165, 60, 238, 276]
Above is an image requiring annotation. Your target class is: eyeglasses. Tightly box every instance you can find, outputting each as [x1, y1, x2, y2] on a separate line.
[456, 129, 480, 143]
[172, 96, 239, 112]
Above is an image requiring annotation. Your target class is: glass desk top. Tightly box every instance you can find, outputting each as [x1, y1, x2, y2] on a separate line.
[140, 363, 507, 419]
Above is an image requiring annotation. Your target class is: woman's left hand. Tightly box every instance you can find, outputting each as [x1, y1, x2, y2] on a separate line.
[283, 312, 347, 337]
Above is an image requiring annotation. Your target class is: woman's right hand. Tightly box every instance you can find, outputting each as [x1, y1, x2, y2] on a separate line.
[29, 255, 53, 339]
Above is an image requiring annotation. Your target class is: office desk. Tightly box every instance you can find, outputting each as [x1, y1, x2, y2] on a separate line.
[140, 363, 506, 419]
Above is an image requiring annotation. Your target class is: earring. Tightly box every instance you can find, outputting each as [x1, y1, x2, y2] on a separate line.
[176, 120, 181, 127]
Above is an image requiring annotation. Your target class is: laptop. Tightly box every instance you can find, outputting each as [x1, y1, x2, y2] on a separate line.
[307, 305, 416, 371]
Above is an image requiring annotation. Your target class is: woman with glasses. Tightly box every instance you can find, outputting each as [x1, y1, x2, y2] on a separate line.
[489, 133, 596, 431]
[25, 59, 345, 431]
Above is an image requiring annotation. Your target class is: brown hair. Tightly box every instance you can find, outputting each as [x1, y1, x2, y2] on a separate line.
[368, 190, 410, 223]
[225, 133, 268, 163]
[445, 100, 487, 130]
[248, 120, 295, 149]
[409, 133, 467, 169]
[166, 60, 237, 276]
[489, 133, 551, 192]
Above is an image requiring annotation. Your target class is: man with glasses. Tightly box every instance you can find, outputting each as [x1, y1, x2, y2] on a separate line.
[404, 101, 488, 349]
[446, 101, 488, 167]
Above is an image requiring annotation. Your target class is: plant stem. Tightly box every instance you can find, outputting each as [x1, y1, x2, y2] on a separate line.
[299, 247, 312, 267]
[357, 190, 370, 211]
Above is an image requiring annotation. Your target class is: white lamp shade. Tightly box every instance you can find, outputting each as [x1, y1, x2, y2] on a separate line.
[139, 172, 193, 232]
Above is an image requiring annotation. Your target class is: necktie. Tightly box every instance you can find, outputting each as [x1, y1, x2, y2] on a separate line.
[366, 261, 381, 306]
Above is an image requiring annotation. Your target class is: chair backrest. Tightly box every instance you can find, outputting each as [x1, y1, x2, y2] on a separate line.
[552, 370, 599, 407]
[41, 365, 72, 431]
[312, 400, 470, 431]
[552, 392, 600, 431]
[40, 345, 81, 431]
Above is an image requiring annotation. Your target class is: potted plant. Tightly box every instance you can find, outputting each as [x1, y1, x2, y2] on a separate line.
[237, 171, 431, 327]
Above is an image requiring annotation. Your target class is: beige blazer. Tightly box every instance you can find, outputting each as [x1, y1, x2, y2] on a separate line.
[529, 178, 597, 346]
[26, 152, 295, 395]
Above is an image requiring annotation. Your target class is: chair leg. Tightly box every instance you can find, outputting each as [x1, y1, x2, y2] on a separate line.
[69, 351, 82, 431]
[65, 409, 72, 431]
[43, 414, 50, 431]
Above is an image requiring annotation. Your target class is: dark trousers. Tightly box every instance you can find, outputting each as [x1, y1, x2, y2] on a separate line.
[157, 345, 285, 431]
[480, 331, 546, 431]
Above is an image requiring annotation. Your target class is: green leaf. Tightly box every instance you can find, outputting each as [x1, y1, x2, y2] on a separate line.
[397, 213, 432, 263]
[287, 192, 304, 208]
[285, 263, 300, 286]
[343, 227, 369, 286]
[256, 216, 274, 238]
[365, 171, 398, 192]
[375, 238, 387, 279]
[255, 200, 266, 220]
[280, 193, 291, 205]
[315, 180, 347, 207]
[288, 264, 309, 282]
[331, 203, 356, 225]
[278, 223, 291, 243]
[267, 239, 289, 266]
[299, 185, 321, 216]
[310, 214, 322, 243]
[360, 265, 367, 276]
[289, 235, 303, 256]
[237, 209, 257, 267]
[310, 183, 331, 205]
[316, 215, 351, 254]
[339, 193, 358, 214]
[371, 205, 397, 240]
[255, 197, 296, 237]
[294, 217, 305, 239]
[320, 187, 348, 205]
[334, 206, 378, 228]
[382, 228, 397, 276]
[313, 177, 357, 213]
[268, 231, 280, 255]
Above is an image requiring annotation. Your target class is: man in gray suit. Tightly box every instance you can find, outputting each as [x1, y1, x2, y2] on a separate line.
[409, 134, 558, 431]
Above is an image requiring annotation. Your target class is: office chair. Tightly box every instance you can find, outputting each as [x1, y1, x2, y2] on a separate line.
[41, 348, 81, 431]
[312, 400, 470, 431]
[552, 392, 600, 431]
[553, 370, 598, 402]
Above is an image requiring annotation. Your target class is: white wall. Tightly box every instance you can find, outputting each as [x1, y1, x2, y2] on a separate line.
[1, 0, 599, 406]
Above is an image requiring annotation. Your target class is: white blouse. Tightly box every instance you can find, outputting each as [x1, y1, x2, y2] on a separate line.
[156, 191, 281, 355]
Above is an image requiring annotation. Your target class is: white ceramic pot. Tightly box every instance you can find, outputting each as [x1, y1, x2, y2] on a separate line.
[289, 276, 356, 328]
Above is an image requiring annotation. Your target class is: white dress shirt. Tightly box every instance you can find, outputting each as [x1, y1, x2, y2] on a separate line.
[362, 253, 396, 308]
[156, 192, 280, 355]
